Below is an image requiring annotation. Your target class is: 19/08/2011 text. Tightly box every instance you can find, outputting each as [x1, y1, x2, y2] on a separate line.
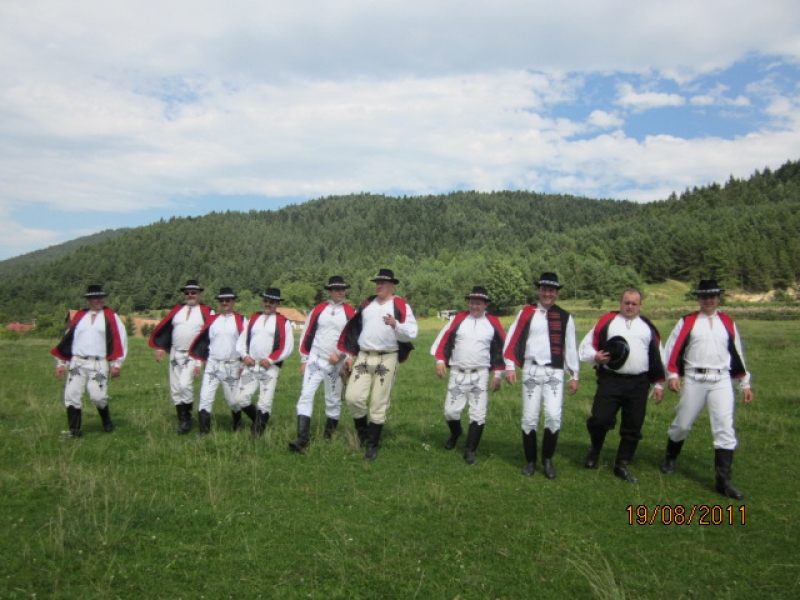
[626, 505, 746, 525]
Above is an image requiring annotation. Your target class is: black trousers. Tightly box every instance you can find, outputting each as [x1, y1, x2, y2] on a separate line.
[586, 371, 650, 455]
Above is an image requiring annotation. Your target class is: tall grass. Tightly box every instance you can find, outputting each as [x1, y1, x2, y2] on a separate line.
[0, 320, 797, 599]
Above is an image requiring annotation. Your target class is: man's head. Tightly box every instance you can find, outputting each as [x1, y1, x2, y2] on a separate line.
[84, 284, 107, 311]
[371, 269, 398, 301]
[325, 275, 349, 303]
[215, 287, 238, 315]
[619, 289, 642, 319]
[694, 279, 723, 315]
[180, 279, 203, 307]
[465, 286, 491, 317]
[535, 272, 562, 309]
[260, 288, 283, 315]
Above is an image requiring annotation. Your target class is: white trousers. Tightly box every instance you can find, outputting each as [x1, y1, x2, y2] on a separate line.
[168, 349, 196, 406]
[443, 367, 489, 425]
[236, 363, 282, 413]
[667, 372, 737, 450]
[520, 361, 564, 433]
[296, 353, 346, 419]
[63, 357, 110, 410]
[198, 359, 242, 412]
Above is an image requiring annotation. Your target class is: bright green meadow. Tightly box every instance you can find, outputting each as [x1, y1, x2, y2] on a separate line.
[1, 316, 798, 599]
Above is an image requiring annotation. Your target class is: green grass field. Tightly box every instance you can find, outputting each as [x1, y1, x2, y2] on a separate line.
[1, 316, 798, 599]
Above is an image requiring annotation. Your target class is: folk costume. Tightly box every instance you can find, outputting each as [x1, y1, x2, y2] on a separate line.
[338, 269, 418, 460]
[189, 288, 249, 434]
[235, 289, 294, 436]
[579, 309, 665, 482]
[660, 280, 751, 500]
[504, 273, 579, 478]
[430, 286, 506, 465]
[51, 285, 127, 437]
[289, 276, 355, 451]
[149, 280, 213, 434]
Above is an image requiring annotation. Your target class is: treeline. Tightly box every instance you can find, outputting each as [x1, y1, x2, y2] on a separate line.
[1, 159, 799, 325]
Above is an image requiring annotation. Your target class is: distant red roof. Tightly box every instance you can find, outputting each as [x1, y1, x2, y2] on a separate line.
[6, 323, 34, 331]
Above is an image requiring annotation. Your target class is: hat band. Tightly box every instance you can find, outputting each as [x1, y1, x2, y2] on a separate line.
[538, 280, 560, 287]
[467, 293, 489, 300]
[696, 288, 723, 295]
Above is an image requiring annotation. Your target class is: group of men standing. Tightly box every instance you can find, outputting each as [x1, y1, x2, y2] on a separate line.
[52, 271, 753, 499]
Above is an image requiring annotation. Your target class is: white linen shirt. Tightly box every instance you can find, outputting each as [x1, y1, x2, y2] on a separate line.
[208, 314, 247, 362]
[300, 301, 350, 360]
[358, 297, 418, 351]
[430, 312, 500, 374]
[579, 315, 663, 376]
[69, 311, 128, 366]
[236, 313, 294, 363]
[504, 304, 579, 378]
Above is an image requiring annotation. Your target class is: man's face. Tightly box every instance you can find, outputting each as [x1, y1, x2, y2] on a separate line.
[620, 292, 641, 319]
[698, 294, 720, 315]
[538, 285, 559, 309]
[262, 299, 279, 315]
[468, 299, 489, 317]
[375, 280, 394, 300]
[88, 297, 106, 312]
[329, 288, 347, 303]
[184, 290, 200, 306]
[218, 298, 235, 315]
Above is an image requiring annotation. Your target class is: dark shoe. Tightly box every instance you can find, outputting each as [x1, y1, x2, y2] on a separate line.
[464, 449, 477, 465]
[354, 416, 368, 447]
[364, 423, 383, 461]
[251, 410, 270, 436]
[521, 462, 536, 476]
[288, 415, 312, 452]
[584, 447, 600, 469]
[614, 463, 638, 483]
[97, 405, 114, 433]
[67, 406, 82, 438]
[542, 458, 557, 479]
[198, 409, 211, 436]
[660, 438, 684, 474]
[444, 419, 462, 450]
[714, 449, 744, 500]
[323, 418, 339, 440]
[175, 403, 192, 435]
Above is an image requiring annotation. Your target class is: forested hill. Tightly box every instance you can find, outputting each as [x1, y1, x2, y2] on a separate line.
[1, 159, 798, 322]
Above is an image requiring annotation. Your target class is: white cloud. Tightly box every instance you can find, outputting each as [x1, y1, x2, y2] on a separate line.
[615, 83, 685, 111]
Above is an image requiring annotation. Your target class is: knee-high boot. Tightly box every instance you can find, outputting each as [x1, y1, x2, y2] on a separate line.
[251, 410, 270, 436]
[463, 422, 484, 465]
[715, 449, 744, 500]
[542, 428, 559, 479]
[521, 430, 537, 476]
[324, 417, 339, 439]
[364, 423, 384, 461]
[67, 406, 82, 438]
[175, 403, 193, 435]
[444, 419, 462, 450]
[660, 437, 684, 474]
[288, 415, 312, 452]
[97, 405, 114, 433]
[353, 416, 368, 447]
[198, 409, 212, 436]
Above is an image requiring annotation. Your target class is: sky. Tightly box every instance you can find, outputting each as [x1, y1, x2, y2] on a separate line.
[1, 0, 799, 260]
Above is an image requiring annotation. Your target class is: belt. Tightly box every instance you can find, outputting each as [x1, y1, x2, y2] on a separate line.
[451, 367, 486, 374]
[361, 350, 398, 356]
[688, 368, 724, 375]
[75, 355, 103, 360]
[600, 368, 647, 379]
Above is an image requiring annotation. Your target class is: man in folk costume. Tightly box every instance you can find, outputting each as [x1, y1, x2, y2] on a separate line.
[660, 280, 753, 500]
[430, 286, 507, 465]
[235, 288, 294, 436]
[51, 285, 127, 437]
[149, 279, 213, 434]
[288, 276, 355, 452]
[338, 268, 418, 461]
[189, 287, 250, 435]
[579, 289, 666, 483]
[504, 272, 579, 478]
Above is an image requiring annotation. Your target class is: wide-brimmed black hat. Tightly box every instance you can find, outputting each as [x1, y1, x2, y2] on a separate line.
[370, 268, 399, 284]
[536, 272, 562, 289]
[465, 285, 491, 302]
[260, 288, 284, 301]
[180, 279, 204, 292]
[693, 279, 725, 296]
[324, 275, 350, 290]
[84, 284, 108, 298]
[215, 287, 238, 300]
[604, 335, 630, 371]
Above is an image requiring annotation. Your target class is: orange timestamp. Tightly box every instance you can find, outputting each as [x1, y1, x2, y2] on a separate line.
[626, 504, 746, 525]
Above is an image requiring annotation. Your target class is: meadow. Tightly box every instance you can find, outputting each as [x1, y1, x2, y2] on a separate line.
[1, 315, 798, 599]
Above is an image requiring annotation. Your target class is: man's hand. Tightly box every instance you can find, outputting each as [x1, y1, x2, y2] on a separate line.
[505, 369, 517, 385]
[435, 362, 447, 378]
[668, 378, 681, 393]
[55, 365, 66, 379]
[743, 388, 754, 404]
[567, 379, 579, 395]
[594, 350, 610, 365]
[652, 387, 664, 403]
[110, 366, 121, 378]
[155, 349, 165, 362]
[490, 377, 502, 392]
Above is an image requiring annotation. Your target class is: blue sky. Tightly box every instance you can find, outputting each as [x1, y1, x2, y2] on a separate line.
[1, 0, 799, 260]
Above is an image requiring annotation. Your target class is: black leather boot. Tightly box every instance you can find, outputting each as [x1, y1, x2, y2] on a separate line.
[176, 403, 192, 435]
[444, 419, 462, 450]
[613, 460, 638, 483]
[67, 406, 82, 438]
[231, 410, 242, 432]
[251, 410, 270, 436]
[463, 422, 484, 465]
[97, 405, 114, 433]
[353, 416, 368, 447]
[288, 415, 312, 452]
[324, 417, 339, 439]
[521, 430, 537, 476]
[542, 428, 559, 479]
[198, 409, 211, 436]
[364, 423, 384, 461]
[714, 449, 745, 500]
[242, 404, 258, 424]
[660, 437, 684, 474]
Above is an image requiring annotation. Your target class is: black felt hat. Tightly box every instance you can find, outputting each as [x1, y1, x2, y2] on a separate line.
[180, 279, 204, 292]
[260, 288, 284, 301]
[693, 279, 725, 296]
[324, 275, 350, 290]
[536, 272, 562, 289]
[464, 285, 491, 302]
[370, 268, 399, 284]
[84, 284, 107, 297]
[604, 335, 630, 371]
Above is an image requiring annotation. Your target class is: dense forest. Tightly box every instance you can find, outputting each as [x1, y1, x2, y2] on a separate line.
[1, 159, 799, 325]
